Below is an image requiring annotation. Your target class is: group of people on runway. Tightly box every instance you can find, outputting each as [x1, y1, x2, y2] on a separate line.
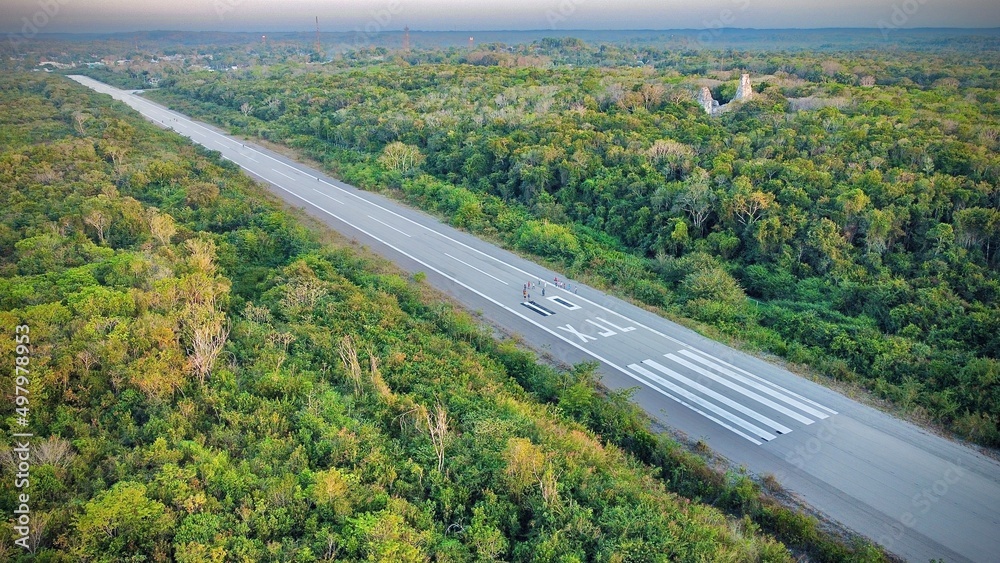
[522, 277, 579, 300]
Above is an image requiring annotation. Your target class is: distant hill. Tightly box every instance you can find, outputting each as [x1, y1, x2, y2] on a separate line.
[34, 27, 1000, 52]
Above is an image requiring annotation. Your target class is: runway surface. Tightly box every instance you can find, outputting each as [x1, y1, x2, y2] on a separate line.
[70, 75, 1000, 562]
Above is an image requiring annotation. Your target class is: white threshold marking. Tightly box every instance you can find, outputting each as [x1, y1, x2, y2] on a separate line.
[367, 215, 411, 237]
[642, 359, 791, 434]
[665, 353, 814, 425]
[683, 348, 838, 416]
[643, 359, 778, 442]
[678, 350, 831, 419]
[630, 363, 764, 445]
[445, 253, 508, 285]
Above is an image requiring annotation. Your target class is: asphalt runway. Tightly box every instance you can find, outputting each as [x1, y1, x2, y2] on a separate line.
[70, 75, 1000, 562]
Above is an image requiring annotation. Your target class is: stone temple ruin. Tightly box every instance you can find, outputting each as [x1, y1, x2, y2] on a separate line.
[698, 73, 753, 116]
[734, 73, 753, 101]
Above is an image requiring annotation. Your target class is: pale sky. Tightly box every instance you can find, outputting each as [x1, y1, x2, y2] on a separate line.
[1, 0, 998, 34]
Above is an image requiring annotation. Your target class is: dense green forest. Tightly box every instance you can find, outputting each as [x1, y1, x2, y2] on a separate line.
[0, 73, 892, 561]
[136, 40, 1000, 447]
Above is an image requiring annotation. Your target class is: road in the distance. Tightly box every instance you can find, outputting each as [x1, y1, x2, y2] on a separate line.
[70, 75, 1000, 563]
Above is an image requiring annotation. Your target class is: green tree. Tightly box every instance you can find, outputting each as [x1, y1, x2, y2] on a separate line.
[378, 141, 425, 174]
[516, 220, 582, 259]
[74, 481, 173, 561]
[674, 168, 716, 236]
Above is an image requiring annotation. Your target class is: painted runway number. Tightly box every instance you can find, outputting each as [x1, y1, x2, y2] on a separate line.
[557, 317, 637, 343]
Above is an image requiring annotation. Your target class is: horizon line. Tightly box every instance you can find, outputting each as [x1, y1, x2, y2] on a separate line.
[24, 26, 1000, 34]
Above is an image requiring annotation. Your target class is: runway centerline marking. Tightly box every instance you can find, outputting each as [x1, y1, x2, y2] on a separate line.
[272, 168, 297, 182]
[312, 188, 344, 205]
[444, 253, 508, 285]
[368, 215, 411, 237]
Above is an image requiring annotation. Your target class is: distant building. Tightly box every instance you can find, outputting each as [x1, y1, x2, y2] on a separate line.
[734, 73, 753, 101]
[37, 60, 74, 70]
[698, 87, 720, 115]
[698, 73, 754, 116]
